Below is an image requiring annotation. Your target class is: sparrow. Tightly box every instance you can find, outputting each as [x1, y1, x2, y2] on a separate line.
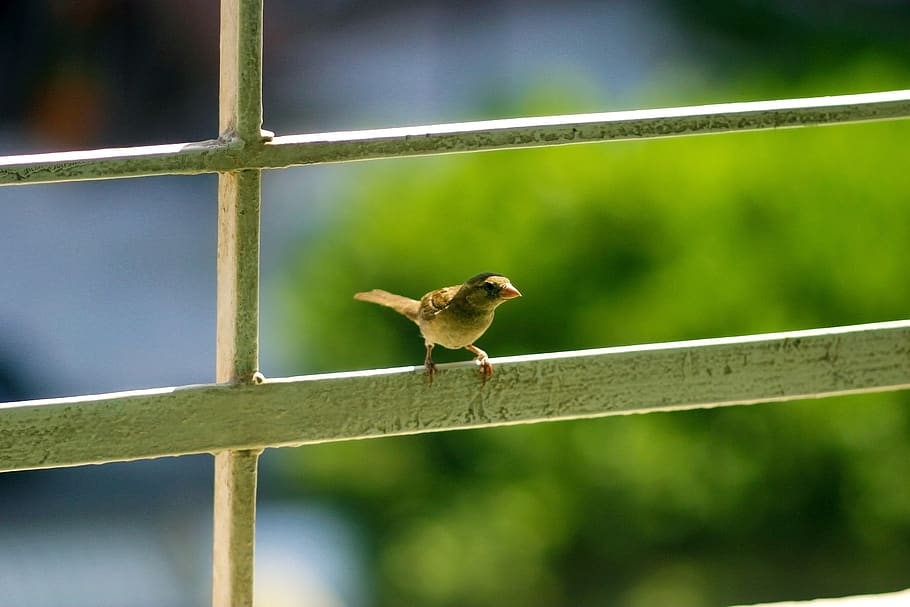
[354, 273, 522, 383]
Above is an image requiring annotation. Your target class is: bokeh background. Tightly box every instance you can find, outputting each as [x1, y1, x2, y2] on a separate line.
[1, 1, 909, 606]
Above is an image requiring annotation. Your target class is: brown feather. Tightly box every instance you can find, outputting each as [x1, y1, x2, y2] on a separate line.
[418, 285, 461, 321]
[354, 289, 420, 322]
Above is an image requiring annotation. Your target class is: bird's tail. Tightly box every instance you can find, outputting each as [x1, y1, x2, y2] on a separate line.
[354, 289, 420, 322]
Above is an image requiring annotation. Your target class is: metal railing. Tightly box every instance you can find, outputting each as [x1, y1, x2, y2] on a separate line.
[1, 1, 909, 606]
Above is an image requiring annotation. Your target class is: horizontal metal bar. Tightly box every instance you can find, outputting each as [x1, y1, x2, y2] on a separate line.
[0, 139, 232, 186]
[0, 320, 908, 473]
[258, 89, 910, 166]
[2, 89, 909, 186]
[731, 586, 910, 607]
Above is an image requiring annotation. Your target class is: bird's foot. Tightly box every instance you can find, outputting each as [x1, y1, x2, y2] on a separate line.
[466, 345, 493, 386]
[476, 356, 493, 386]
[424, 361, 437, 386]
[424, 343, 436, 386]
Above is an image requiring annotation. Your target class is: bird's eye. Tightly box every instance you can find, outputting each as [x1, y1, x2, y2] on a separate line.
[483, 282, 498, 295]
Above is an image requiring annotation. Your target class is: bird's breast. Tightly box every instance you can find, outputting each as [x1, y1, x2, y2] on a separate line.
[418, 309, 494, 349]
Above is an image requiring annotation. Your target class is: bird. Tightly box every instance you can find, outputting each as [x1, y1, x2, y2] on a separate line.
[354, 273, 521, 384]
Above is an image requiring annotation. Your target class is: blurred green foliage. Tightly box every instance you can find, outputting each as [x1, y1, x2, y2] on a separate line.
[666, 0, 910, 77]
[274, 62, 910, 606]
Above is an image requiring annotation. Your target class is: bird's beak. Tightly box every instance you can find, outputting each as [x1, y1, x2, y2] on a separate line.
[500, 283, 522, 300]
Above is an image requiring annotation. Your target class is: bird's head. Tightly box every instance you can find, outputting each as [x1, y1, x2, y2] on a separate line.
[461, 272, 522, 309]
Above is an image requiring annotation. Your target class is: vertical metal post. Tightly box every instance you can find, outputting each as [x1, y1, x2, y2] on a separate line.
[213, 1, 265, 606]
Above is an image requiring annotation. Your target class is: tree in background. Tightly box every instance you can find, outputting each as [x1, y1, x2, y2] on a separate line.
[274, 63, 910, 607]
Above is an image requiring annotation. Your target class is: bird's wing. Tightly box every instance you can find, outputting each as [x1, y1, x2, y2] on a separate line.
[418, 285, 461, 321]
[354, 289, 420, 322]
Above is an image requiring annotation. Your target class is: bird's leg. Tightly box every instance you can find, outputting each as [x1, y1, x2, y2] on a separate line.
[424, 342, 436, 385]
[465, 344, 493, 385]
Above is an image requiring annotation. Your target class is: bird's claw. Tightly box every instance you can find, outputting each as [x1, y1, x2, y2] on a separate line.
[465, 344, 493, 386]
[424, 361, 437, 386]
[475, 355, 493, 386]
